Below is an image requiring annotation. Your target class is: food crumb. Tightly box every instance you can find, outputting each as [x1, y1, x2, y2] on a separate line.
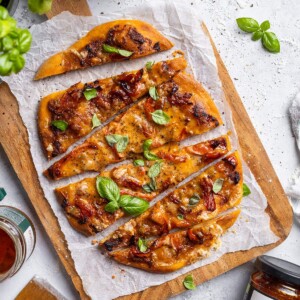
[91, 239, 98, 245]
[112, 275, 116, 279]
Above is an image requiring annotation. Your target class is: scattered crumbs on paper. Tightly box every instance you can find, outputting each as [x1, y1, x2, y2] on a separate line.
[91, 239, 98, 245]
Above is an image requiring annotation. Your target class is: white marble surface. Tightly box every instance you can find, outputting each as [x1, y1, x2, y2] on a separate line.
[0, 0, 299, 299]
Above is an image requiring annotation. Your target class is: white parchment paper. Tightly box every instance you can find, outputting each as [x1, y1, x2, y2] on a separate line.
[4, 1, 279, 299]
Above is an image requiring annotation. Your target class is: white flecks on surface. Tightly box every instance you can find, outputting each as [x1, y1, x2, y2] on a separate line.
[0, 0, 299, 299]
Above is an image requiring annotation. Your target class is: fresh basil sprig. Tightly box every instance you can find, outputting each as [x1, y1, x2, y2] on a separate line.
[243, 183, 251, 197]
[102, 44, 133, 57]
[83, 88, 97, 100]
[51, 120, 68, 131]
[146, 61, 155, 70]
[137, 238, 148, 252]
[189, 194, 200, 206]
[133, 159, 145, 167]
[236, 17, 280, 53]
[91, 114, 101, 129]
[96, 177, 149, 215]
[105, 134, 129, 153]
[142, 178, 157, 193]
[28, 0, 53, 14]
[212, 178, 224, 194]
[0, 6, 32, 76]
[143, 139, 160, 161]
[147, 161, 162, 178]
[149, 86, 159, 100]
[151, 109, 170, 125]
[183, 274, 196, 290]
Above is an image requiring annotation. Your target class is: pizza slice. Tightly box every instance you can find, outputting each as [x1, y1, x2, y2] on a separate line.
[45, 71, 223, 180]
[39, 57, 187, 159]
[35, 20, 174, 80]
[101, 210, 240, 273]
[99, 151, 243, 252]
[56, 135, 231, 236]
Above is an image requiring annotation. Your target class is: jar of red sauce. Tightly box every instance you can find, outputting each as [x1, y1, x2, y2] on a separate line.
[243, 255, 300, 300]
[0, 206, 36, 282]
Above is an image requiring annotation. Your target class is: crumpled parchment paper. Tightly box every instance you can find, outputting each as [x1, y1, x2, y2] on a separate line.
[4, 1, 278, 299]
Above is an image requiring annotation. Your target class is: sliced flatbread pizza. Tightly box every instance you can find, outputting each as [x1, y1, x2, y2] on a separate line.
[45, 71, 223, 180]
[35, 20, 174, 80]
[101, 210, 240, 273]
[56, 135, 231, 236]
[99, 151, 243, 253]
[39, 57, 187, 159]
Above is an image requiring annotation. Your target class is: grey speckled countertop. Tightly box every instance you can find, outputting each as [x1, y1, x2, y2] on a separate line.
[0, 0, 299, 299]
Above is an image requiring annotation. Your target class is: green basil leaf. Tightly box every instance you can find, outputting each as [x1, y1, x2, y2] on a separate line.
[142, 184, 152, 193]
[18, 29, 32, 54]
[143, 178, 157, 193]
[262, 32, 280, 53]
[177, 214, 184, 220]
[143, 139, 160, 161]
[151, 109, 170, 125]
[2, 35, 13, 51]
[0, 6, 9, 20]
[0, 187, 7, 201]
[148, 161, 162, 178]
[260, 20, 270, 31]
[144, 151, 160, 161]
[105, 201, 119, 213]
[28, 0, 53, 14]
[243, 183, 251, 197]
[11, 55, 25, 73]
[116, 136, 129, 153]
[102, 43, 133, 57]
[137, 238, 148, 252]
[183, 274, 196, 290]
[121, 197, 149, 216]
[252, 30, 263, 41]
[133, 159, 145, 167]
[118, 49, 134, 57]
[236, 17, 259, 33]
[83, 88, 97, 100]
[8, 48, 19, 61]
[96, 176, 120, 202]
[51, 120, 68, 131]
[0, 18, 16, 39]
[105, 134, 123, 147]
[213, 178, 224, 194]
[149, 86, 159, 100]
[143, 139, 152, 152]
[189, 194, 200, 206]
[91, 114, 101, 129]
[146, 61, 155, 70]
[0, 53, 12, 75]
[118, 195, 132, 207]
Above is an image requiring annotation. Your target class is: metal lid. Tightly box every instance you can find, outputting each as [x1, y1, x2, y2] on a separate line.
[255, 255, 300, 286]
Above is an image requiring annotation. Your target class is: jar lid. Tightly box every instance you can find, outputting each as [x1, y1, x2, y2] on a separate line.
[255, 255, 300, 286]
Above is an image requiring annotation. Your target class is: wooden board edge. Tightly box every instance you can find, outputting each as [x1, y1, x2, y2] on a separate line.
[0, 82, 90, 300]
[46, 0, 92, 19]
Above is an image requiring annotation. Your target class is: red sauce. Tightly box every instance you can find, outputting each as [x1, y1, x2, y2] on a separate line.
[0, 228, 16, 274]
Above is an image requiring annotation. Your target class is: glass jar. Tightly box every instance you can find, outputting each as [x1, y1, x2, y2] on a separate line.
[243, 255, 300, 300]
[0, 206, 36, 282]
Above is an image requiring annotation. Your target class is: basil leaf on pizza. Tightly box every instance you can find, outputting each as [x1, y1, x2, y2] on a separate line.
[151, 110, 170, 125]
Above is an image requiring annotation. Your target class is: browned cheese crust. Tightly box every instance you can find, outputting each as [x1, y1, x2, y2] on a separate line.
[55, 135, 231, 236]
[101, 210, 240, 273]
[35, 20, 174, 80]
[45, 71, 223, 180]
[38, 57, 187, 159]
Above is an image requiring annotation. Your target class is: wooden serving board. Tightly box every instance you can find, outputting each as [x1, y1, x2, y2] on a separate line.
[0, 1, 293, 299]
